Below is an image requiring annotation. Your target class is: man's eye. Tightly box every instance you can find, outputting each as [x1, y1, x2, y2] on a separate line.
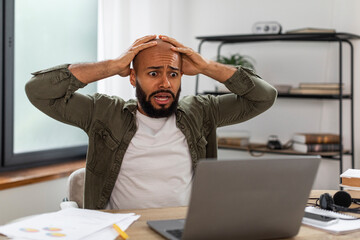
[170, 72, 178, 77]
[149, 72, 157, 77]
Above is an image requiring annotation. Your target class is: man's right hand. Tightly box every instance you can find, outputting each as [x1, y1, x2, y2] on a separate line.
[69, 35, 157, 84]
[116, 35, 157, 77]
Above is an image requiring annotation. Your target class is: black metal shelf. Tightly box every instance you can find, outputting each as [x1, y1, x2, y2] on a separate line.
[203, 91, 352, 100]
[277, 93, 352, 99]
[195, 32, 360, 175]
[196, 32, 360, 43]
[218, 143, 351, 159]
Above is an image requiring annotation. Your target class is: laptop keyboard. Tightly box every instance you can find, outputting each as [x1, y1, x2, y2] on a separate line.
[166, 229, 183, 239]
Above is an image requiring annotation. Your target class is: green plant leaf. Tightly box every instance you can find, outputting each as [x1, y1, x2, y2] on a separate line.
[216, 53, 255, 70]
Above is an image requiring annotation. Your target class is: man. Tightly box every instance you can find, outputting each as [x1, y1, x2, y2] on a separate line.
[26, 35, 277, 210]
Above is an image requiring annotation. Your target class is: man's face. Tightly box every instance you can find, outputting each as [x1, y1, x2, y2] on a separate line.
[130, 40, 182, 118]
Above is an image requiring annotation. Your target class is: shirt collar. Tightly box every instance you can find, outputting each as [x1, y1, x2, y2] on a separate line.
[124, 99, 185, 115]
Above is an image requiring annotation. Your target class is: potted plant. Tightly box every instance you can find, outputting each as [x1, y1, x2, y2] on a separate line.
[217, 53, 255, 69]
[215, 53, 255, 92]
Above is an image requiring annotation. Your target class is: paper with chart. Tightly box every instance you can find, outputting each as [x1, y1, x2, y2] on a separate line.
[0, 208, 139, 240]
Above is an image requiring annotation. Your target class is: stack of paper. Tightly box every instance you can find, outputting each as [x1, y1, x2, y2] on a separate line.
[0, 208, 139, 240]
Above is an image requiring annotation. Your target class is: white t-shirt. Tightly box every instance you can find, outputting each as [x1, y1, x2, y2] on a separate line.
[106, 111, 192, 209]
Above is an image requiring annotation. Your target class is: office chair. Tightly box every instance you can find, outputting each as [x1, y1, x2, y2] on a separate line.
[61, 168, 85, 209]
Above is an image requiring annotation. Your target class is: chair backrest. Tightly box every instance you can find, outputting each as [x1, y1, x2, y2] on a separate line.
[66, 168, 85, 208]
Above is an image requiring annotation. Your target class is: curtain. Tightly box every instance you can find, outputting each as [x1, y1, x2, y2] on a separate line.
[97, 0, 175, 100]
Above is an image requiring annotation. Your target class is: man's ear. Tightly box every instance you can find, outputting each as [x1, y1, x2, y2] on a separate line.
[130, 69, 136, 87]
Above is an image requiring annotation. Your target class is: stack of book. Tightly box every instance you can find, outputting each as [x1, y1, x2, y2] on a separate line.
[286, 27, 336, 34]
[292, 133, 341, 153]
[340, 169, 360, 199]
[217, 131, 250, 147]
[289, 83, 344, 95]
[217, 137, 249, 147]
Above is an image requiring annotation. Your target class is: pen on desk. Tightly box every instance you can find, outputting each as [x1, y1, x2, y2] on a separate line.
[113, 223, 129, 240]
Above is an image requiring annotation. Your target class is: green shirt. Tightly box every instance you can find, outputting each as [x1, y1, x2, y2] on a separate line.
[25, 64, 277, 209]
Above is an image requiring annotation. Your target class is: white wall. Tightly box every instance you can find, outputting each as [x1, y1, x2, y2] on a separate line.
[0, 178, 67, 225]
[97, 0, 360, 188]
[178, 0, 360, 189]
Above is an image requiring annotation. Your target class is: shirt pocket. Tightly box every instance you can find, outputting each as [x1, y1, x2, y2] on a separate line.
[87, 120, 120, 176]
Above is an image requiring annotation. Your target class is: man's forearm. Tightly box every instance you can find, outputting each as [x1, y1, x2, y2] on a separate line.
[68, 60, 121, 84]
[201, 60, 237, 83]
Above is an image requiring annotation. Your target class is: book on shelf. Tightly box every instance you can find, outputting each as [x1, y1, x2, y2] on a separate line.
[289, 88, 343, 95]
[292, 142, 341, 153]
[293, 133, 340, 144]
[286, 27, 336, 34]
[340, 169, 360, 187]
[217, 137, 249, 147]
[299, 83, 343, 90]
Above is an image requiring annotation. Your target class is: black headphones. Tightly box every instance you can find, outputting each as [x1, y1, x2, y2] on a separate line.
[318, 191, 360, 213]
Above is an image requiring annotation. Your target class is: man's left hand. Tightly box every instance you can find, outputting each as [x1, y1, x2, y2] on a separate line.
[159, 35, 236, 83]
[159, 35, 209, 76]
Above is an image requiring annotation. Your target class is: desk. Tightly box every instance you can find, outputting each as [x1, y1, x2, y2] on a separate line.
[1, 190, 360, 240]
[112, 190, 360, 240]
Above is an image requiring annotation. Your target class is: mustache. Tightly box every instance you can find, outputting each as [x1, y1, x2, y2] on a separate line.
[149, 90, 175, 99]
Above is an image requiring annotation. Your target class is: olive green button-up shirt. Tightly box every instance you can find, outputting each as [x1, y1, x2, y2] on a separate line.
[25, 64, 277, 209]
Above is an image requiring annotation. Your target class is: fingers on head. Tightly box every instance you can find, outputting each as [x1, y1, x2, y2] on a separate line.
[171, 46, 192, 55]
[160, 35, 184, 47]
[134, 35, 157, 45]
[132, 41, 157, 55]
[139, 41, 157, 50]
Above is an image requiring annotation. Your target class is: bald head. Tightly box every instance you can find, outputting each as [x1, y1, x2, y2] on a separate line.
[132, 39, 181, 72]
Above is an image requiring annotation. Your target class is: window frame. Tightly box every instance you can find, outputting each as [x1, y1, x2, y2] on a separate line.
[1, 0, 89, 171]
[0, 0, 3, 169]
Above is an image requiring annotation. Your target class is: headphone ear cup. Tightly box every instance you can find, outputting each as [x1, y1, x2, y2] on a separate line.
[333, 190, 352, 208]
[319, 193, 334, 210]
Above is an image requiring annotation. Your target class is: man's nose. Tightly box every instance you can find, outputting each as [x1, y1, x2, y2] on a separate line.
[159, 73, 171, 88]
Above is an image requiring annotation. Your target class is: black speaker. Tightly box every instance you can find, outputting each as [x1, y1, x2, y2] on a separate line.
[319, 191, 360, 213]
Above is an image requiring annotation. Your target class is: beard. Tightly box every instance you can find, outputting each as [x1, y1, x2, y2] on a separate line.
[135, 80, 181, 118]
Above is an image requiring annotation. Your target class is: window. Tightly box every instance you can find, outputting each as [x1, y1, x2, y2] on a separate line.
[2, 0, 98, 169]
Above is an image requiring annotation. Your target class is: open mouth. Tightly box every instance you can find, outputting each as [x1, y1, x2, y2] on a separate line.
[153, 93, 173, 105]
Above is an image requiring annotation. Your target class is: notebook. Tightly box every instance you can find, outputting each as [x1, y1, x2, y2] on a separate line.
[303, 206, 360, 234]
[147, 156, 320, 240]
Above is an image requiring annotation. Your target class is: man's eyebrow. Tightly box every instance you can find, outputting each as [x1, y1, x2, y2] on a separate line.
[147, 66, 180, 71]
[169, 66, 180, 71]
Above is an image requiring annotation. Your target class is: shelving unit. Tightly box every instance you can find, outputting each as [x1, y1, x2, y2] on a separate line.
[195, 32, 360, 174]
[217, 143, 351, 158]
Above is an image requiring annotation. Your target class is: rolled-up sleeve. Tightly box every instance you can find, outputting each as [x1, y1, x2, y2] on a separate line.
[207, 66, 278, 127]
[25, 64, 94, 133]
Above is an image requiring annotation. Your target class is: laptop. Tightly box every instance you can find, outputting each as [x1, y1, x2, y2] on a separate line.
[147, 156, 320, 240]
